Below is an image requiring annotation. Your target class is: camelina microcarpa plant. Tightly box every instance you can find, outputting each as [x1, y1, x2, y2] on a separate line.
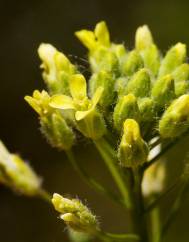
[1, 21, 189, 242]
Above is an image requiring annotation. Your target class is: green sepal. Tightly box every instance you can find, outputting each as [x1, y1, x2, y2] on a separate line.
[125, 68, 151, 97]
[158, 43, 186, 77]
[159, 94, 189, 138]
[113, 94, 140, 132]
[151, 74, 175, 109]
[120, 50, 143, 76]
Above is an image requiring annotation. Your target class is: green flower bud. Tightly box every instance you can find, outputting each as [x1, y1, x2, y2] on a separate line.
[0, 141, 41, 196]
[140, 44, 160, 77]
[172, 64, 189, 96]
[158, 43, 186, 77]
[115, 77, 128, 96]
[135, 25, 160, 76]
[113, 94, 140, 131]
[151, 74, 175, 108]
[25, 90, 75, 150]
[120, 50, 143, 76]
[38, 43, 77, 95]
[111, 43, 127, 61]
[159, 94, 189, 138]
[40, 112, 75, 150]
[118, 119, 149, 168]
[135, 25, 154, 51]
[125, 68, 151, 97]
[89, 70, 115, 108]
[52, 193, 99, 233]
[89, 47, 118, 73]
[138, 97, 155, 122]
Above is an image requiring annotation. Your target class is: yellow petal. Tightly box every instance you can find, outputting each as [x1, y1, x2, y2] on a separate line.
[94, 21, 110, 47]
[75, 30, 97, 50]
[69, 74, 87, 100]
[92, 86, 104, 107]
[49, 95, 75, 110]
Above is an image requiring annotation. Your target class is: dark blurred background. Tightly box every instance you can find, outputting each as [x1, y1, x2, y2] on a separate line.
[1, 0, 189, 241]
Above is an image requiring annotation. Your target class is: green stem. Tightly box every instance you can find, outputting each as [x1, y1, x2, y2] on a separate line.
[150, 208, 161, 242]
[94, 138, 132, 209]
[38, 189, 52, 203]
[66, 150, 123, 206]
[97, 231, 140, 242]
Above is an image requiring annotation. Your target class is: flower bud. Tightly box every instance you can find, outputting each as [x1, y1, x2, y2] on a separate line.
[38, 43, 76, 94]
[120, 50, 143, 76]
[0, 141, 41, 196]
[159, 94, 189, 138]
[151, 74, 175, 108]
[140, 44, 160, 77]
[89, 70, 115, 108]
[138, 97, 155, 122]
[113, 94, 140, 131]
[172, 63, 189, 96]
[118, 119, 148, 168]
[135, 25, 153, 51]
[52, 193, 99, 233]
[40, 112, 75, 150]
[158, 43, 186, 77]
[125, 68, 151, 97]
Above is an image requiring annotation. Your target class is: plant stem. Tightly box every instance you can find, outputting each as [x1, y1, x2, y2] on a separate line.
[97, 230, 140, 242]
[94, 138, 132, 209]
[132, 168, 149, 242]
[66, 150, 123, 206]
[150, 207, 161, 242]
[38, 189, 52, 203]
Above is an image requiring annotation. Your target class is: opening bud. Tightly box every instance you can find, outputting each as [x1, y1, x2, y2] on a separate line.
[118, 119, 149, 168]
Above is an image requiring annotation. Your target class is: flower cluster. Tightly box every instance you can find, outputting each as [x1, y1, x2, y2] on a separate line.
[26, 21, 189, 161]
[24, 21, 189, 239]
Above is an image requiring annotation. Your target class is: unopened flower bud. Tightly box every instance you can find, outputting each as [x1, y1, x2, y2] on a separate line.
[125, 68, 151, 97]
[138, 97, 155, 122]
[0, 141, 41, 196]
[172, 63, 189, 96]
[158, 43, 186, 77]
[140, 44, 160, 77]
[159, 94, 189, 138]
[40, 112, 75, 150]
[89, 70, 115, 108]
[52, 193, 99, 233]
[113, 94, 140, 131]
[120, 50, 143, 76]
[151, 74, 175, 108]
[135, 25, 153, 51]
[118, 119, 148, 168]
[38, 43, 76, 94]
